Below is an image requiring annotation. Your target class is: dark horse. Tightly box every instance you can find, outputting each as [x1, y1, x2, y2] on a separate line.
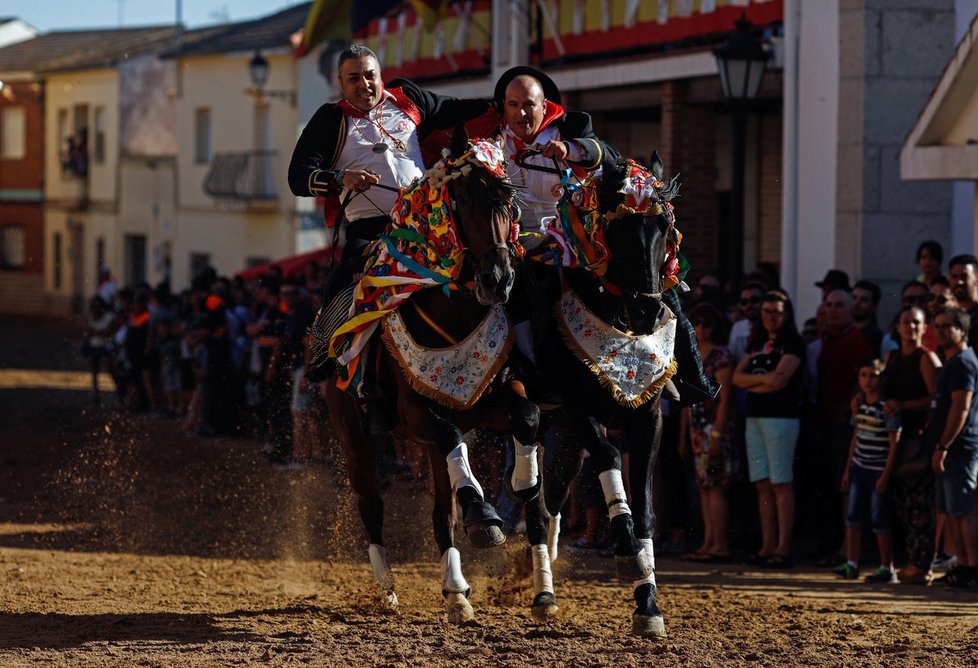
[322, 132, 540, 623]
[516, 154, 680, 638]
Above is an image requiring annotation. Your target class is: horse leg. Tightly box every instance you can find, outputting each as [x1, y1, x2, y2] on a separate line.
[541, 414, 586, 562]
[523, 490, 559, 620]
[427, 444, 475, 624]
[570, 414, 652, 583]
[503, 382, 542, 503]
[324, 382, 397, 612]
[433, 412, 506, 549]
[622, 408, 666, 638]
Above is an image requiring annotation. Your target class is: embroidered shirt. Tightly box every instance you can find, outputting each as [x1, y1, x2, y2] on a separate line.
[336, 91, 426, 221]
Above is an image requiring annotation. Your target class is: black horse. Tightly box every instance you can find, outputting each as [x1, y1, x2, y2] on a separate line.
[515, 154, 680, 638]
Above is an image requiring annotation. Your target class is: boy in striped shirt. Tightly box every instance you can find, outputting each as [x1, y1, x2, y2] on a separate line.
[837, 359, 902, 582]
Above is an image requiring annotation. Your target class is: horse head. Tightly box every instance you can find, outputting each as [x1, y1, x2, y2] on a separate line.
[596, 152, 681, 333]
[444, 125, 520, 305]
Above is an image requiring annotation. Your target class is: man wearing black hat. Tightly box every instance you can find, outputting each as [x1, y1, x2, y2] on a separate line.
[815, 269, 852, 302]
[493, 66, 611, 247]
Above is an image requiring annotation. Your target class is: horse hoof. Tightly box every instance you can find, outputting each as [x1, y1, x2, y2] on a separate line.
[466, 522, 506, 549]
[615, 554, 654, 582]
[463, 501, 506, 548]
[445, 592, 475, 625]
[531, 592, 559, 621]
[632, 613, 666, 638]
[382, 590, 399, 614]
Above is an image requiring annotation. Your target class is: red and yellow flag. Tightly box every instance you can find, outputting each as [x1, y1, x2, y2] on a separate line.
[410, 0, 450, 31]
[295, 0, 353, 58]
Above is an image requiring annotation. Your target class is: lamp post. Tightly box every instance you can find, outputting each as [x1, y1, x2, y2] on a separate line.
[247, 50, 295, 106]
[713, 16, 770, 287]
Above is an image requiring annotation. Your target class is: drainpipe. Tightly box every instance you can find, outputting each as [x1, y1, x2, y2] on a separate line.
[780, 0, 801, 315]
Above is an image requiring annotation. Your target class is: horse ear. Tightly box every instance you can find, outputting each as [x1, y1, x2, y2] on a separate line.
[451, 124, 469, 158]
[650, 150, 665, 181]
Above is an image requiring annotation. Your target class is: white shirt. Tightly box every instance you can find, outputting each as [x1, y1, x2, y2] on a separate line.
[336, 92, 425, 221]
[728, 317, 752, 362]
[501, 125, 584, 249]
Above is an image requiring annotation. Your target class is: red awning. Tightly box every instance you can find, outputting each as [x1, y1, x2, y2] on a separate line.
[235, 247, 336, 281]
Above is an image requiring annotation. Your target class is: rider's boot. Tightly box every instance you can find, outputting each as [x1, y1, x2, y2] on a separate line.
[358, 343, 395, 438]
[663, 288, 719, 407]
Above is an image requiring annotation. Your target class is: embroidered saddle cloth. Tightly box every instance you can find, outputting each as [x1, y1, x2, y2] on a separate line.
[557, 289, 677, 408]
[382, 303, 513, 410]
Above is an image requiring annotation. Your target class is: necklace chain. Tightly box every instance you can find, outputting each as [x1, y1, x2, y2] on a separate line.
[353, 100, 406, 152]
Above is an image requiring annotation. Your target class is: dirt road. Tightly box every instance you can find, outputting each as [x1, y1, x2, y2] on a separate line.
[1, 316, 977, 666]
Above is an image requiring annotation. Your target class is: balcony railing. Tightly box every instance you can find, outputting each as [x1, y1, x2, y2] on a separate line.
[203, 151, 278, 202]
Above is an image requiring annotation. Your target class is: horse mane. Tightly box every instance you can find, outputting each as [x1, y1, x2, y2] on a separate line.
[594, 158, 681, 218]
[455, 163, 521, 218]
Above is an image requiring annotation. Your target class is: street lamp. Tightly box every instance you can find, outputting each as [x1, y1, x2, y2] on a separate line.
[247, 50, 295, 106]
[713, 16, 770, 287]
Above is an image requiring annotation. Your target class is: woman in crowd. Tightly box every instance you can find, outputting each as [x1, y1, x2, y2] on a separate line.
[882, 305, 942, 584]
[733, 290, 805, 568]
[680, 302, 736, 562]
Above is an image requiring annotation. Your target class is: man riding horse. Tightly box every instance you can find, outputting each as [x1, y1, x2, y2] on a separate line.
[288, 45, 495, 433]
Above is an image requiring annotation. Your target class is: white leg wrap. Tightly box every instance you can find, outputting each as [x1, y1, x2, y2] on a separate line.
[531, 543, 555, 595]
[599, 469, 631, 518]
[440, 547, 470, 594]
[512, 439, 539, 492]
[446, 442, 483, 498]
[547, 512, 561, 562]
[368, 543, 395, 592]
[635, 538, 656, 584]
[514, 320, 537, 364]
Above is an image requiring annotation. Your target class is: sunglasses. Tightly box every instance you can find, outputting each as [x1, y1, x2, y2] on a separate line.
[933, 295, 951, 305]
[761, 308, 785, 316]
[691, 318, 713, 328]
[739, 296, 761, 306]
[904, 294, 931, 304]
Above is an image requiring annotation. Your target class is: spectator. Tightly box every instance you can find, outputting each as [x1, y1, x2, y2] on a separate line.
[929, 276, 957, 319]
[916, 240, 944, 287]
[815, 269, 851, 302]
[929, 307, 978, 590]
[948, 254, 978, 350]
[96, 266, 118, 305]
[680, 303, 736, 562]
[728, 281, 766, 362]
[814, 289, 875, 561]
[733, 290, 805, 569]
[837, 359, 900, 583]
[82, 296, 116, 405]
[882, 282, 935, 366]
[883, 305, 942, 585]
[852, 280, 883, 356]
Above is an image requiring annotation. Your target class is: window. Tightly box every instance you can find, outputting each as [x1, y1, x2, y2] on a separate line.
[194, 108, 212, 164]
[1, 225, 25, 269]
[123, 234, 146, 286]
[93, 107, 106, 163]
[57, 108, 69, 164]
[1, 106, 26, 159]
[53, 232, 63, 289]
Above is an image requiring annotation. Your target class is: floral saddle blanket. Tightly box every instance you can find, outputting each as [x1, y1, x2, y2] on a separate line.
[556, 289, 677, 408]
[381, 302, 513, 410]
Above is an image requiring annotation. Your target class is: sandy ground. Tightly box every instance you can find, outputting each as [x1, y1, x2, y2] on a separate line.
[2, 315, 977, 667]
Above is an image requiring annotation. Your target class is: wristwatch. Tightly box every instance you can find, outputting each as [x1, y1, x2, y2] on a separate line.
[937, 443, 950, 452]
[333, 169, 346, 186]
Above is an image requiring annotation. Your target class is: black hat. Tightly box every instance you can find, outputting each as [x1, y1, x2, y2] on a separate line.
[815, 269, 851, 292]
[494, 66, 562, 107]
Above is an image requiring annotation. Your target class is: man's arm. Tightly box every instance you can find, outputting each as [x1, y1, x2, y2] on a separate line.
[932, 389, 973, 474]
[393, 78, 495, 138]
[555, 111, 618, 171]
[288, 103, 345, 197]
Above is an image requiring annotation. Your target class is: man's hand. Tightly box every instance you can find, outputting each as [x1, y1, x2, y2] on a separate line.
[841, 468, 851, 491]
[341, 169, 381, 193]
[932, 448, 947, 475]
[535, 140, 569, 161]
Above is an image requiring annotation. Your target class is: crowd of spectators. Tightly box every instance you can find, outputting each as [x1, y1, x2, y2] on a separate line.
[646, 240, 978, 590]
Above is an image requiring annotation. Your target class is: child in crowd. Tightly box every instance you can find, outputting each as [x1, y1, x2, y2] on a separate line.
[837, 359, 901, 582]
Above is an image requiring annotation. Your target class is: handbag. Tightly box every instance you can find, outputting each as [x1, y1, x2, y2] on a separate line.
[893, 433, 930, 480]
